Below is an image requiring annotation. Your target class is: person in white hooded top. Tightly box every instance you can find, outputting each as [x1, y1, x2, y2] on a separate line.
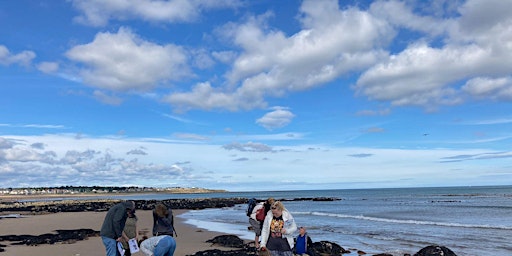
[259, 201, 297, 256]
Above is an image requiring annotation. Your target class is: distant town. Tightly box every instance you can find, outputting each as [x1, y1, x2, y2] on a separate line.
[0, 186, 227, 196]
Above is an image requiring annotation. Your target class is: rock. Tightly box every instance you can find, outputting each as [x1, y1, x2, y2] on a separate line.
[414, 245, 457, 256]
[0, 229, 99, 246]
[206, 235, 245, 248]
[187, 248, 254, 256]
[308, 240, 350, 255]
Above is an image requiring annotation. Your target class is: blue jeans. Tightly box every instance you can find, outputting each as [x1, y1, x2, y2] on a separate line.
[101, 236, 119, 256]
[154, 236, 177, 256]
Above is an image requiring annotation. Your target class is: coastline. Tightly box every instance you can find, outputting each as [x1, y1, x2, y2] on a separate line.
[0, 209, 244, 256]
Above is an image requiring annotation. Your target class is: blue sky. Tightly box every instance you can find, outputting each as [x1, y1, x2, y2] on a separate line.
[1, 0, 511, 191]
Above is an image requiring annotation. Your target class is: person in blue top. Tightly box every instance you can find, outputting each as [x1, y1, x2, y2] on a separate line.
[294, 226, 313, 255]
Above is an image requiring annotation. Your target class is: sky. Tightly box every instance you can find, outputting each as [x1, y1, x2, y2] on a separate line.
[1, 0, 511, 192]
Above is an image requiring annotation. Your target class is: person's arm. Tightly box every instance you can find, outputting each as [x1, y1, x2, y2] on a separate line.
[113, 207, 126, 241]
[152, 211, 158, 236]
[282, 211, 297, 235]
[122, 231, 129, 242]
[260, 214, 271, 248]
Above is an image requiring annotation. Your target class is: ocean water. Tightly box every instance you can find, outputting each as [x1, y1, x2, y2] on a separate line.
[171, 186, 512, 256]
[30, 186, 512, 255]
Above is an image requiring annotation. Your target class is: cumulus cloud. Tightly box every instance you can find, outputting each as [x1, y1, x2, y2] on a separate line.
[462, 77, 512, 100]
[256, 107, 295, 130]
[70, 0, 243, 27]
[66, 27, 189, 92]
[165, 0, 391, 111]
[355, 0, 512, 109]
[60, 0, 512, 113]
[0, 45, 36, 67]
[0, 136, 196, 187]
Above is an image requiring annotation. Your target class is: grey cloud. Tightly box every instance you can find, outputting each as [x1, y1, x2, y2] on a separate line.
[223, 142, 273, 152]
[0, 137, 14, 149]
[31, 143, 46, 150]
[348, 153, 374, 158]
[60, 150, 100, 165]
[127, 148, 147, 155]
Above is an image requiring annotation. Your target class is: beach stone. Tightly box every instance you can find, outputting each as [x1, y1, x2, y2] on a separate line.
[414, 245, 457, 256]
[206, 235, 245, 248]
[308, 240, 350, 255]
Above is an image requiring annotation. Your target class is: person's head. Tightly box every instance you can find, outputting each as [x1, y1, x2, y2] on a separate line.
[155, 203, 169, 217]
[266, 197, 275, 206]
[271, 201, 285, 217]
[123, 201, 135, 213]
[128, 207, 136, 217]
[299, 226, 306, 235]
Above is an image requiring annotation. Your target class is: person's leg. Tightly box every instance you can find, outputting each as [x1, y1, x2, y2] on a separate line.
[249, 218, 261, 248]
[165, 236, 176, 256]
[101, 236, 119, 256]
[154, 236, 176, 256]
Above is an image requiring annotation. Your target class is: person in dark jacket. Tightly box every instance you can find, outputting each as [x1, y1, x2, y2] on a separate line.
[152, 203, 176, 237]
[100, 201, 135, 256]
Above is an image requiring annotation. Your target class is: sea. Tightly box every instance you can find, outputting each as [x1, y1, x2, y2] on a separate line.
[22, 185, 512, 255]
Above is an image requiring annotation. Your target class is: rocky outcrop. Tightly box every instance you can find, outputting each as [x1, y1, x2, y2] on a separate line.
[0, 197, 340, 214]
[308, 240, 351, 255]
[206, 235, 245, 248]
[414, 245, 457, 256]
[0, 229, 99, 246]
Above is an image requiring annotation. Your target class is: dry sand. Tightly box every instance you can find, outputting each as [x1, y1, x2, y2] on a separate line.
[0, 209, 244, 256]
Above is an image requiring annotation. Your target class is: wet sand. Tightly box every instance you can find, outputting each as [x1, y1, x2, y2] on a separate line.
[0, 209, 241, 256]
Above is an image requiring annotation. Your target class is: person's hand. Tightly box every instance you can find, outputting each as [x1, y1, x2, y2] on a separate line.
[116, 237, 123, 242]
[281, 228, 286, 234]
[260, 246, 267, 251]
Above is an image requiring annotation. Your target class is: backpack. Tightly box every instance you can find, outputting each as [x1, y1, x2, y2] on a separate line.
[256, 207, 265, 222]
[246, 198, 257, 217]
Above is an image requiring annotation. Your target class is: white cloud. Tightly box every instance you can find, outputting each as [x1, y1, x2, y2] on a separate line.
[0, 134, 510, 190]
[0, 45, 36, 67]
[71, 0, 243, 27]
[66, 27, 189, 92]
[256, 107, 295, 130]
[462, 77, 512, 100]
[36, 62, 59, 73]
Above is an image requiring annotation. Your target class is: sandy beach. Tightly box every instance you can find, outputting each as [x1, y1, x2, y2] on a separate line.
[0, 209, 243, 256]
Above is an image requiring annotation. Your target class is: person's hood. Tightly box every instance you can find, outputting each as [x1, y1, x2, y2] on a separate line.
[122, 201, 134, 209]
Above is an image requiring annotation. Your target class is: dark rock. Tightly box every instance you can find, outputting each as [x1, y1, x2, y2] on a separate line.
[414, 245, 457, 256]
[308, 240, 350, 255]
[187, 248, 255, 256]
[206, 235, 245, 248]
[0, 229, 99, 246]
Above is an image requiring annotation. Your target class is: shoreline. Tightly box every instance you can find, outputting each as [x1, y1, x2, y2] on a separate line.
[0, 209, 245, 256]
